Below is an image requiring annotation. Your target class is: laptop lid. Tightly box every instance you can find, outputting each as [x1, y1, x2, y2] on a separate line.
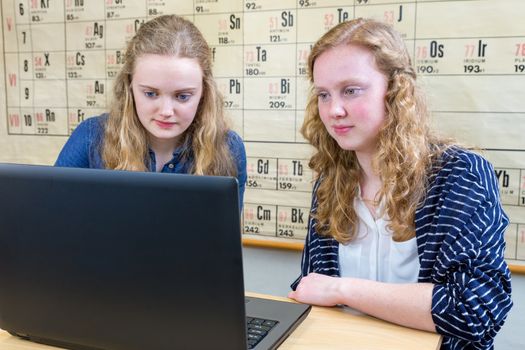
[0, 163, 310, 350]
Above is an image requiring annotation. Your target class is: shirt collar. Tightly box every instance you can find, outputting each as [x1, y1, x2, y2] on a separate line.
[147, 138, 192, 159]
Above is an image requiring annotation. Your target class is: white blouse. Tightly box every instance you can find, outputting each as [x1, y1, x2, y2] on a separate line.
[338, 194, 420, 283]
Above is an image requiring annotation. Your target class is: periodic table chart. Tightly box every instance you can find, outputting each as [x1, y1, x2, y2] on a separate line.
[1, 0, 524, 268]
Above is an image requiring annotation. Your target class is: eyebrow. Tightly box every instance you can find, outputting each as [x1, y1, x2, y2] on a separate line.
[137, 84, 199, 92]
[314, 78, 367, 92]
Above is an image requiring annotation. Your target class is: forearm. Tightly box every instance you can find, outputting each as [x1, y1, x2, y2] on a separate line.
[289, 273, 437, 332]
[338, 278, 436, 332]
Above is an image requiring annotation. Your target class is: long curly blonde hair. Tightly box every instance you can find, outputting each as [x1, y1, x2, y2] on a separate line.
[102, 15, 236, 176]
[302, 18, 450, 243]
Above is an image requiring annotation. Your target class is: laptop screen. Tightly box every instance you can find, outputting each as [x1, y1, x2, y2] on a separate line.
[0, 163, 248, 350]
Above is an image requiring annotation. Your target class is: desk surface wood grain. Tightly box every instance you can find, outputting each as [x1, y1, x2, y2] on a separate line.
[0, 292, 442, 350]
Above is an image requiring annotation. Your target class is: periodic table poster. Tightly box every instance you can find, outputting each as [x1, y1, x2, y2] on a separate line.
[1, 0, 524, 268]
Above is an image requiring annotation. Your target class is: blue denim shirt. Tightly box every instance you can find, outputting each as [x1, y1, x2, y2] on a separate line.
[55, 114, 247, 208]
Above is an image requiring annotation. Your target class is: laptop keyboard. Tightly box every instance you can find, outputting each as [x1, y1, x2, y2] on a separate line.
[246, 317, 278, 349]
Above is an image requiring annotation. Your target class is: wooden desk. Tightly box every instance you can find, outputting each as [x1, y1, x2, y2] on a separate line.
[0, 293, 442, 350]
[250, 293, 442, 350]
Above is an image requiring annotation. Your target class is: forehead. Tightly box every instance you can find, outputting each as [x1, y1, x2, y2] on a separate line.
[313, 44, 383, 85]
[133, 54, 202, 76]
[132, 54, 203, 87]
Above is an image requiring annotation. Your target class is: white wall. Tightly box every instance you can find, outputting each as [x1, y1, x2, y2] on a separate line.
[242, 246, 525, 349]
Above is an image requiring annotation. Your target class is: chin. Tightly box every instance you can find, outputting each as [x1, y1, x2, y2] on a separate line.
[335, 141, 357, 151]
[149, 130, 181, 140]
[159, 134, 182, 140]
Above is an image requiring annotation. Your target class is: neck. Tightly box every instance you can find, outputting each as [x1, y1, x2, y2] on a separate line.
[148, 136, 180, 172]
[356, 151, 382, 201]
[355, 151, 376, 180]
[149, 136, 179, 157]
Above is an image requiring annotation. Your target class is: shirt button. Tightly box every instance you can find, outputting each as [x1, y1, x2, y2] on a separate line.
[168, 164, 174, 169]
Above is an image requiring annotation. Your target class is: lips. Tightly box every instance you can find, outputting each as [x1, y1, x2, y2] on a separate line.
[155, 120, 176, 129]
[332, 125, 353, 135]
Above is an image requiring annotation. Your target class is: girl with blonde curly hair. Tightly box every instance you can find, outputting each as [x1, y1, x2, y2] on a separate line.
[288, 18, 511, 350]
[55, 15, 246, 207]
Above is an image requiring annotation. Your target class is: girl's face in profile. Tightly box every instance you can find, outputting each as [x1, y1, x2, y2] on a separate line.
[131, 54, 203, 149]
[313, 44, 388, 157]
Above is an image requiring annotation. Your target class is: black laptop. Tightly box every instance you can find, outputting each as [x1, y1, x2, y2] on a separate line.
[0, 163, 310, 350]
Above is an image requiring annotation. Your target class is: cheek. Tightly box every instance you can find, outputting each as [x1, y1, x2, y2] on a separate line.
[132, 93, 149, 115]
[181, 101, 199, 120]
[317, 104, 331, 125]
[186, 97, 203, 117]
[352, 100, 386, 127]
[348, 101, 370, 120]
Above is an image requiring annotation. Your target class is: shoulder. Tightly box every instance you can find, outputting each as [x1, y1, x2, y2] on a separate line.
[84, 114, 108, 131]
[64, 114, 107, 146]
[225, 130, 246, 156]
[55, 114, 108, 168]
[226, 130, 244, 146]
[440, 146, 492, 170]
[423, 146, 501, 215]
[73, 114, 107, 138]
[433, 146, 497, 188]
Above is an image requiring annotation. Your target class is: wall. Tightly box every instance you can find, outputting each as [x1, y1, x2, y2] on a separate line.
[2, 1, 523, 346]
[242, 246, 525, 349]
[2, 1, 525, 261]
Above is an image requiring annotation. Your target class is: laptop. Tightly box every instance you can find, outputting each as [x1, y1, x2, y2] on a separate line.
[0, 163, 311, 350]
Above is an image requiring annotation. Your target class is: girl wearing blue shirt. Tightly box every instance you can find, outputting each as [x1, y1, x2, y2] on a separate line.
[55, 15, 246, 206]
[288, 18, 512, 350]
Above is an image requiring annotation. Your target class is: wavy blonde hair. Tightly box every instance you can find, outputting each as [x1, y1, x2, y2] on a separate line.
[302, 18, 450, 243]
[102, 15, 236, 176]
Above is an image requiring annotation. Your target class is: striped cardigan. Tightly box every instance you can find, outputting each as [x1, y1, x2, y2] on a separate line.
[291, 148, 513, 350]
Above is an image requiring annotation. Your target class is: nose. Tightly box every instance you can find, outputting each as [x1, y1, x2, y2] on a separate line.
[158, 96, 175, 118]
[328, 97, 347, 119]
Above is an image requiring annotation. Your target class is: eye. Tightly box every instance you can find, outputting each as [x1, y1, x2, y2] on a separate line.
[317, 92, 329, 102]
[343, 87, 360, 96]
[144, 90, 158, 98]
[176, 93, 191, 102]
